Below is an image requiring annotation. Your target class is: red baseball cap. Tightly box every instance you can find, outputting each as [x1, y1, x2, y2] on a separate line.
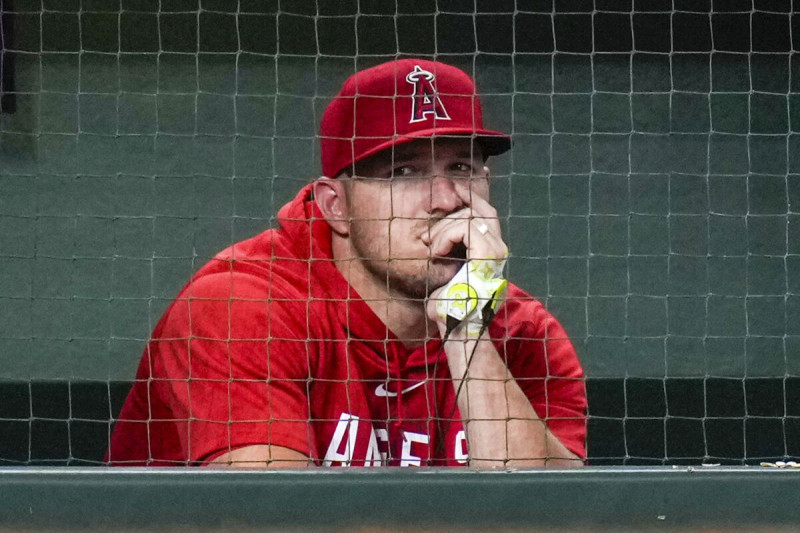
[320, 59, 511, 178]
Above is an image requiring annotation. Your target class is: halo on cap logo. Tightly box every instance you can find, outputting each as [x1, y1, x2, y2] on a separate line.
[406, 65, 451, 124]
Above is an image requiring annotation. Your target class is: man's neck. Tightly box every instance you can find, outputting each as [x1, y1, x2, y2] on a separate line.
[331, 238, 432, 348]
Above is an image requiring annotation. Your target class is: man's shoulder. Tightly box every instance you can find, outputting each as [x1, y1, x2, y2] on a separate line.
[149, 228, 316, 336]
[214, 225, 298, 262]
[502, 283, 547, 314]
[493, 282, 566, 335]
[494, 283, 583, 377]
[186, 228, 312, 298]
[153, 260, 318, 342]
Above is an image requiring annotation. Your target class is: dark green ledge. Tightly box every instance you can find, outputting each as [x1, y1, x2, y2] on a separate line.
[0, 467, 798, 531]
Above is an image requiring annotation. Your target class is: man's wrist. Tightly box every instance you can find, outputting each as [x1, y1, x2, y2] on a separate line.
[441, 323, 489, 342]
[434, 259, 509, 339]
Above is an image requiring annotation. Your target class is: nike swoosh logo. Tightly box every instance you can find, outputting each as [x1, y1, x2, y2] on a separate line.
[374, 381, 426, 397]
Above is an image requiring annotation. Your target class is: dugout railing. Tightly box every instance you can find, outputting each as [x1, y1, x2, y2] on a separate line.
[1, 467, 798, 531]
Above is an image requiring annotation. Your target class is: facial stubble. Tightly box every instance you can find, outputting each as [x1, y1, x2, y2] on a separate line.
[348, 217, 462, 300]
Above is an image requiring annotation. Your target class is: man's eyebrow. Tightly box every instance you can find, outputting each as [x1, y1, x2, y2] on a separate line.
[387, 152, 416, 164]
[389, 149, 480, 162]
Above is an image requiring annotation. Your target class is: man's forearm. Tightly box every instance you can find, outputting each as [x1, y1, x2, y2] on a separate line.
[443, 336, 583, 469]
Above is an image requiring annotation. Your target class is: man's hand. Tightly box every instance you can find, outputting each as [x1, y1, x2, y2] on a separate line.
[429, 260, 508, 339]
[424, 182, 509, 339]
[423, 182, 507, 267]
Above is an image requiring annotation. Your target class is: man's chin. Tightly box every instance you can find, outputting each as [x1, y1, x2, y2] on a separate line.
[362, 258, 466, 299]
[428, 259, 465, 287]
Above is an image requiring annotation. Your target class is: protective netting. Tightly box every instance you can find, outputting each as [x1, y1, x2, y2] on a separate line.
[0, 1, 797, 465]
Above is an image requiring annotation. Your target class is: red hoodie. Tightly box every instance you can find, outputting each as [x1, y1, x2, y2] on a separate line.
[107, 185, 587, 466]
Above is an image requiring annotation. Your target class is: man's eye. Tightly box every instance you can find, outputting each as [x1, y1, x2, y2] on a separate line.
[389, 166, 417, 178]
[451, 162, 476, 176]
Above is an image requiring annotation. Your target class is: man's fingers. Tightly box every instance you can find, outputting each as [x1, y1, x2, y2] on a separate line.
[453, 181, 499, 220]
[421, 208, 471, 245]
[428, 217, 506, 261]
[452, 184, 503, 236]
[428, 219, 471, 258]
[426, 211, 500, 249]
[425, 207, 500, 244]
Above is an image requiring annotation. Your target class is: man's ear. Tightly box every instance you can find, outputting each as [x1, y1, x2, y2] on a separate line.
[312, 177, 350, 236]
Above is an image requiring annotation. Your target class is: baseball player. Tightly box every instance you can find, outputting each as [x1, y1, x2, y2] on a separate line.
[107, 59, 587, 468]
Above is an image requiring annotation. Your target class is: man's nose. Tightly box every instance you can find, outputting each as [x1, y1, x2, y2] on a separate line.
[428, 174, 464, 213]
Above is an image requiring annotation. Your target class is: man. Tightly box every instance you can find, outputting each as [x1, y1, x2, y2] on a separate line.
[107, 59, 587, 468]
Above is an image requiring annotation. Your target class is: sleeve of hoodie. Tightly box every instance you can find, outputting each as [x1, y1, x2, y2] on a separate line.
[147, 268, 317, 464]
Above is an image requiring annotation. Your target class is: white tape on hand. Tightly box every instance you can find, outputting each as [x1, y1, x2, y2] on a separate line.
[435, 258, 508, 338]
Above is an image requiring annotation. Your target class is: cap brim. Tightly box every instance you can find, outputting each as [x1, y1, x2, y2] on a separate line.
[337, 127, 512, 178]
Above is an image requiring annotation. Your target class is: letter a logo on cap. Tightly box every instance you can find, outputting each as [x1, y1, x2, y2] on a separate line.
[406, 65, 451, 124]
